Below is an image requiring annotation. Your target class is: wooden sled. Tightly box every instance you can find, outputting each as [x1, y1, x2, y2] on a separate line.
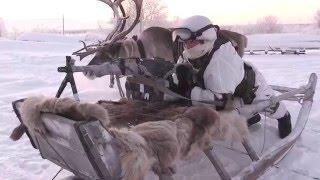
[12, 72, 317, 180]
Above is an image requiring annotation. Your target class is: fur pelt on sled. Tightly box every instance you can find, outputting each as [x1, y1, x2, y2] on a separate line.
[97, 99, 189, 127]
[10, 96, 110, 140]
[98, 99, 249, 142]
[11, 97, 248, 144]
[110, 106, 219, 180]
[10, 96, 249, 180]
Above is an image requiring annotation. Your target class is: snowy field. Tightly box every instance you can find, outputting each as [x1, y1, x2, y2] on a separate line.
[0, 33, 320, 179]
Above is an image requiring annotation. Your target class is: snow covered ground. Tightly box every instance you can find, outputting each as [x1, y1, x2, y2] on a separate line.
[0, 33, 319, 179]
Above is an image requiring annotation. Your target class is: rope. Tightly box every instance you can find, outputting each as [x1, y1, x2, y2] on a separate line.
[51, 167, 63, 180]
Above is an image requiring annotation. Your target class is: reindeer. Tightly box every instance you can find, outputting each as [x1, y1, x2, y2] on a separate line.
[72, 0, 247, 66]
[72, 0, 248, 101]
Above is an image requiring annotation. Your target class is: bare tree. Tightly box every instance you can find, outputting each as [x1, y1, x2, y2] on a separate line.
[315, 10, 320, 28]
[0, 18, 7, 37]
[255, 15, 282, 33]
[122, 0, 169, 32]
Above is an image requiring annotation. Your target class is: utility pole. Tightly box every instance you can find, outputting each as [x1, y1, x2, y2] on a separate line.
[62, 14, 65, 35]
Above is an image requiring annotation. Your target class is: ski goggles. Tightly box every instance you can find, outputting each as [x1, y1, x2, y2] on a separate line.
[172, 24, 218, 42]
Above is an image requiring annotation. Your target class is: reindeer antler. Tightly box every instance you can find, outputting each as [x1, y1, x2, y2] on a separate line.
[98, 0, 125, 41]
[72, 0, 142, 60]
[107, 0, 142, 43]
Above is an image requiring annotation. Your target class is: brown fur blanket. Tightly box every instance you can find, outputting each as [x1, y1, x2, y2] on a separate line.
[10, 97, 248, 143]
[10, 96, 249, 180]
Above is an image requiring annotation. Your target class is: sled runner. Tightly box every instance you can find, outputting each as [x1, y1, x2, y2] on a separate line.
[12, 55, 317, 179]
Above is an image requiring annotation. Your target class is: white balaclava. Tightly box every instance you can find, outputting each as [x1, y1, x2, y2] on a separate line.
[179, 16, 217, 59]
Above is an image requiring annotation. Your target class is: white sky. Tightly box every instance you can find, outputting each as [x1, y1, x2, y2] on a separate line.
[165, 0, 320, 24]
[0, 0, 319, 31]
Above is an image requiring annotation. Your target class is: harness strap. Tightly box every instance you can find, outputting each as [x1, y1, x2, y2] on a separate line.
[136, 39, 146, 58]
[172, 39, 184, 63]
[130, 38, 148, 99]
[234, 63, 257, 104]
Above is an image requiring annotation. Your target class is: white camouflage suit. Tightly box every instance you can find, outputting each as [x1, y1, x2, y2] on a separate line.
[174, 16, 288, 119]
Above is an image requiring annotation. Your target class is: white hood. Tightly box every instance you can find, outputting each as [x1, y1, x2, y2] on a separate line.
[179, 15, 217, 41]
[178, 15, 218, 59]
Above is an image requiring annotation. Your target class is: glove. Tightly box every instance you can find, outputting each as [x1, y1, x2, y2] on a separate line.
[175, 63, 196, 97]
[190, 87, 229, 110]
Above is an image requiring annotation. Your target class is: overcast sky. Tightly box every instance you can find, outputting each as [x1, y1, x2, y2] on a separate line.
[0, 0, 319, 31]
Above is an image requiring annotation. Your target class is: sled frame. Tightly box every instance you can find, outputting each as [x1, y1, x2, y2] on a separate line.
[203, 73, 317, 180]
[56, 56, 317, 179]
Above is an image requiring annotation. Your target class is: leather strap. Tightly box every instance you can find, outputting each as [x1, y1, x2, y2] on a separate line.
[136, 39, 146, 58]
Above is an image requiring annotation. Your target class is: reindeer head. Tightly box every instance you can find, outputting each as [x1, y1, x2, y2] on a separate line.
[87, 42, 123, 65]
[73, 0, 143, 65]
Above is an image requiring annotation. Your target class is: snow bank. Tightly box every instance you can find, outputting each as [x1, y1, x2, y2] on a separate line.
[0, 32, 107, 55]
[17, 32, 107, 43]
[9, 32, 107, 55]
[0, 39, 79, 55]
[17, 32, 82, 43]
[247, 33, 320, 50]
